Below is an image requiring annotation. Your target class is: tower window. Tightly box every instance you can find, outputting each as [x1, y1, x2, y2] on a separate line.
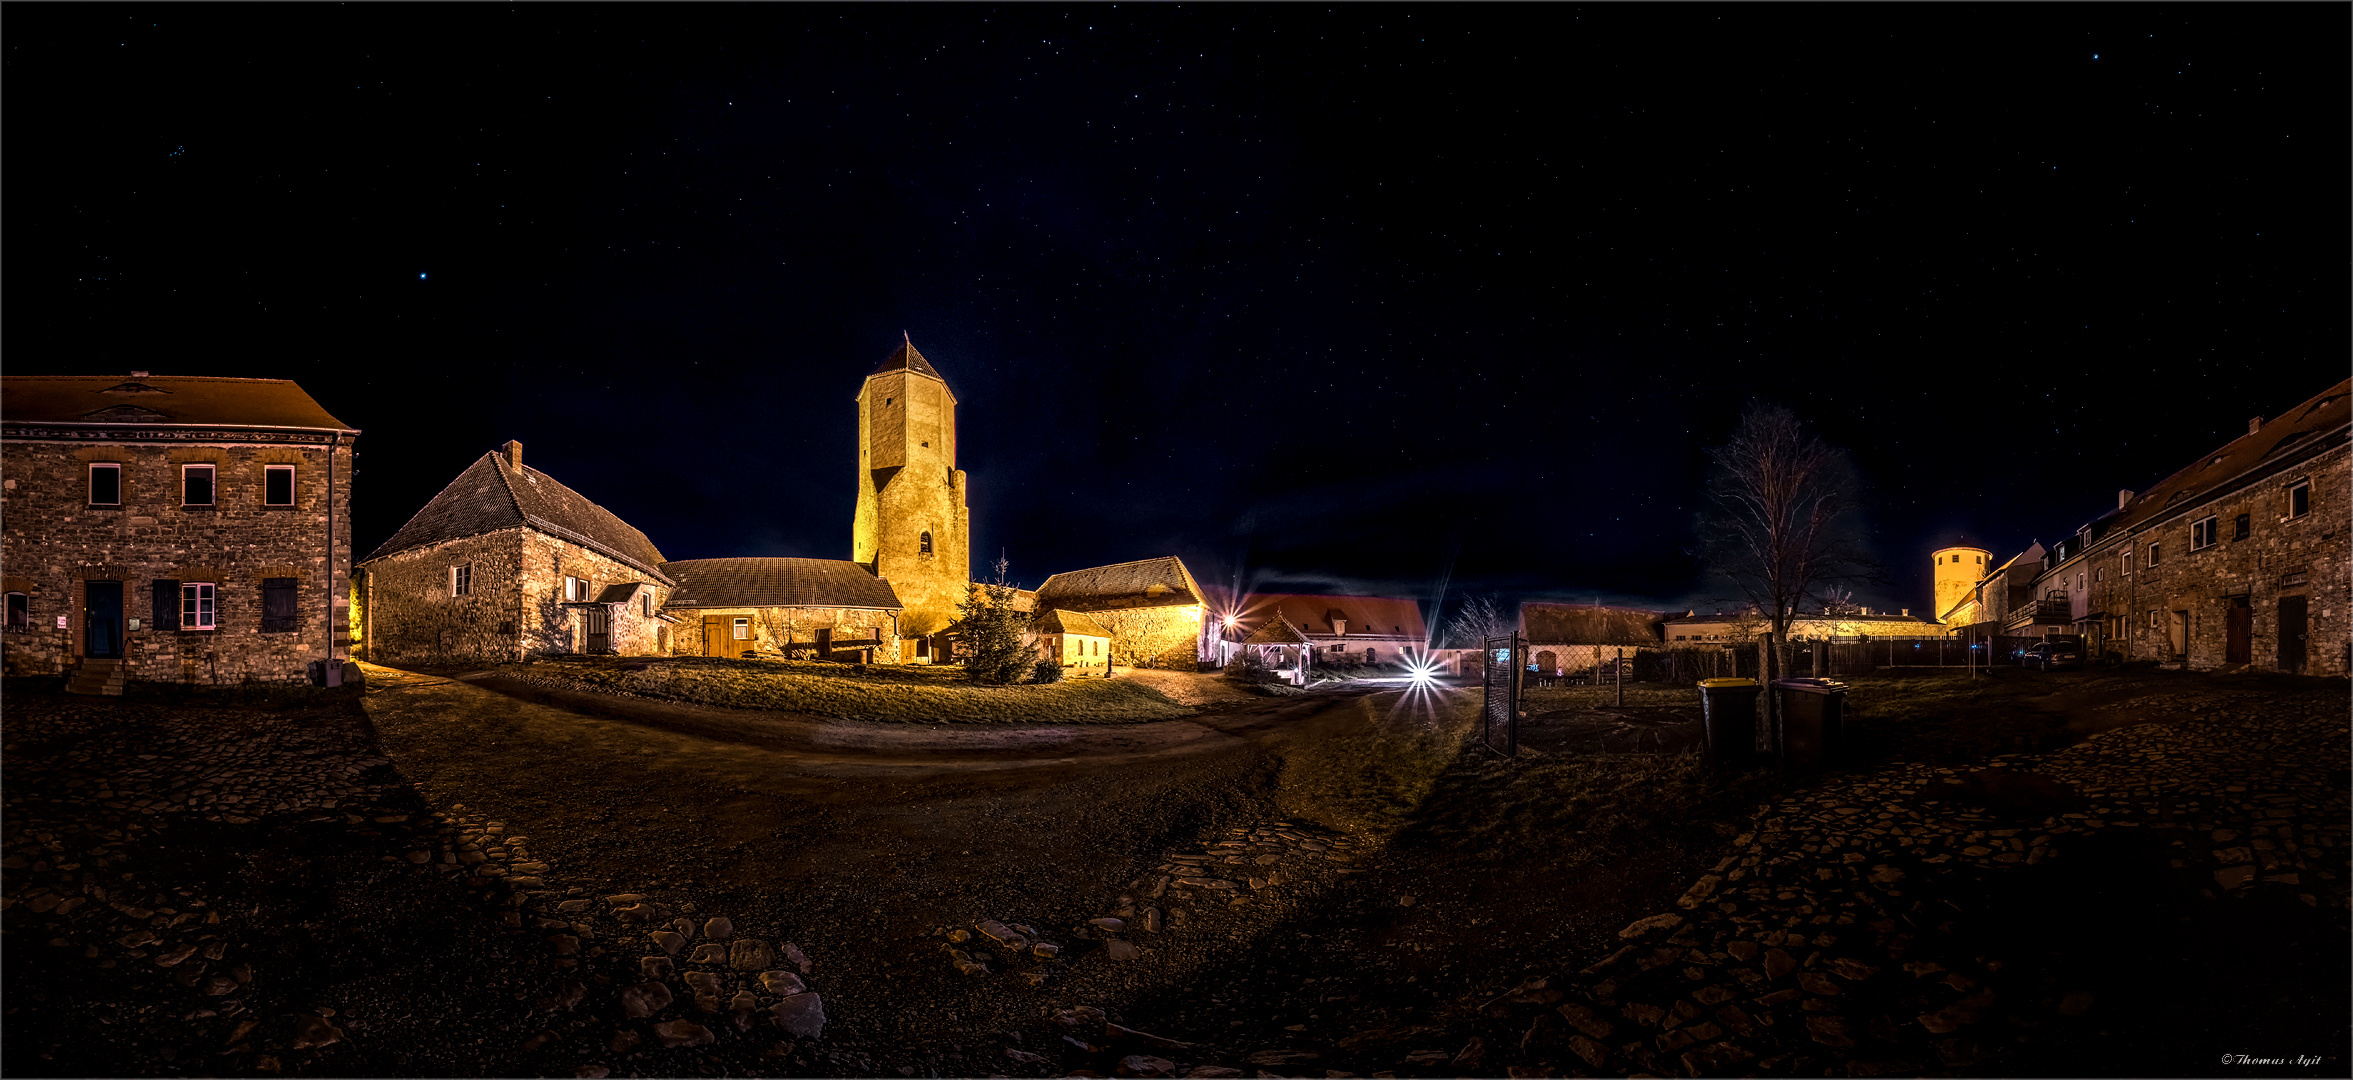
[920, 531, 933, 554]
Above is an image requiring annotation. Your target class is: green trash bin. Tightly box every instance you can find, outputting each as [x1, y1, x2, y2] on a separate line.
[1773, 678, 1849, 768]
[1697, 678, 1762, 762]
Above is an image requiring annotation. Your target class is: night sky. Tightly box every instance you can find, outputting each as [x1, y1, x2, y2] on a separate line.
[10, 6, 2345, 621]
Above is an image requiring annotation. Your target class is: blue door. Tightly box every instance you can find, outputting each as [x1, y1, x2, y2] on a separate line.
[84, 580, 124, 659]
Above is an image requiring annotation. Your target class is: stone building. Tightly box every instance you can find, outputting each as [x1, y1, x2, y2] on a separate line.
[1032, 556, 1215, 669]
[355, 441, 676, 664]
[1230, 593, 1427, 666]
[2034, 378, 2348, 674]
[1523, 603, 1666, 675]
[1031, 608, 1112, 669]
[1933, 543, 2047, 635]
[658, 557, 903, 662]
[1661, 607, 1937, 645]
[1, 373, 357, 689]
[853, 338, 970, 642]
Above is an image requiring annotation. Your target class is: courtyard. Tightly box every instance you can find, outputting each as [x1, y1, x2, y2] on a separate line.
[1, 664, 2345, 1077]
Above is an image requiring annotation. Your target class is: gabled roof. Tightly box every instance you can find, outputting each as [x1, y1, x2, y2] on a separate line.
[1520, 603, 1666, 646]
[660, 557, 902, 611]
[1237, 593, 1426, 640]
[2, 375, 356, 432]
[1035, 556, 1207, 612]
[1033, 608, 1110, 638]
[1244, 612, 1309, 645]
[2103, 378, 2349, 538]
[364, 448, 670, 581]
[868, 337, 952, 391]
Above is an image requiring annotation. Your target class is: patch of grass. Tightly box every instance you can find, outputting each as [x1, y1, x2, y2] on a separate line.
[492, 654, 1195, 724]
[1274, 691, 1480, 835]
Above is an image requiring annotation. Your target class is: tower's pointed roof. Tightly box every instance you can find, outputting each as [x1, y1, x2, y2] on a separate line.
[870, 335, 948, 384]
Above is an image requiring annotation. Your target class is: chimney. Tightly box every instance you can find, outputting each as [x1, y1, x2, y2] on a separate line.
[2117, 489, 2134, 510]
[1901, 608, 1910, 617]
[500, 440, 524, 469]
[2249, 416, 2264, 435]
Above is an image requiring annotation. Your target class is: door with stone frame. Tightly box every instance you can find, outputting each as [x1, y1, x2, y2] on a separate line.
[2276, 595, 2308, 673]
[84, 580, 124, 660]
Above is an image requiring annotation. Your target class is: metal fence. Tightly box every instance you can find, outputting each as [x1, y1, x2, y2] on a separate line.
[1481, 633, 1523, 757]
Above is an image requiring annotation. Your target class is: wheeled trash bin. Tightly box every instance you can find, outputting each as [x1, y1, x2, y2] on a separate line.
[1697, 678, 1762, 762]
[1772, 678, 1849, 768]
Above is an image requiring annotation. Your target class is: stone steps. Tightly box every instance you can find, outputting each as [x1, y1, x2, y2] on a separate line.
[66, 659, 127, 697]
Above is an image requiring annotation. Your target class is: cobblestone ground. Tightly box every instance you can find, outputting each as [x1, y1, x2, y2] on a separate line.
[1448, 683, 2351, 1079]
[0, 683, 836, 1078]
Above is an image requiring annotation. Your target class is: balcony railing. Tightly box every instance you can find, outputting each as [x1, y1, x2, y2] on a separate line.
[2002, 600, 2070, 629]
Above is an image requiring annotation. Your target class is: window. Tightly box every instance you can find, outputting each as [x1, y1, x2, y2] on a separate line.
[2148, 609, 2160, 630]
[641, 591, 654, 618]
[2233, 513, 2250, 541]
[88, 463, 122, 506]
[5, 592, 27, 631]
[182, 464, 215, 506]
[2286, 478, 2311, 519]
[2147, 543, 2161, 567]
[451, 565, 472, 597]
[1977, 555, 1984, 564]
[261, 577, 299, 633]
[919, 531, 933, 554]
[732, 618, 750, 640]
[2175, 522, 2212, 557]
[2094, 568, 2103, 583]
[564, 576, 589, 602]
[264, 465, 295, 506]
[181, 582, 216, 630]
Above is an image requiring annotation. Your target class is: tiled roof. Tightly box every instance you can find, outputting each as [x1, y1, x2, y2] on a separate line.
[2, 375, 356, 432]
[1520, 603, 1666, 646]
[591, 582, 653, 605]
[869, 338, 950, 387]
[364, 448, 671, 582]
[2100, 377, 2349, 538]
[1244, 612, 1309, 645]
[1034, 556, 1206, 612]
[660, 557, 903, 611]
[1033, 608, 1110, 638]
[1237, 593, 1425, 640]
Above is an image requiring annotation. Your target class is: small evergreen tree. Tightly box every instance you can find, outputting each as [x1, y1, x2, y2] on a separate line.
[957, 556, 1031, 685]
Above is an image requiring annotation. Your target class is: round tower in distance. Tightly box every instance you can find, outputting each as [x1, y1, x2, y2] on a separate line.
[1931, 546, 1991, 624]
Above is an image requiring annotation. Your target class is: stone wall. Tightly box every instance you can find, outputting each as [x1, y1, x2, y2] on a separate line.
[664, 605, 901, 662]
[2076, 441, 2348, 675]
[1085, 603, 1206, 669]
[0, 435, 352, 684]
[359, 528, 674, 665]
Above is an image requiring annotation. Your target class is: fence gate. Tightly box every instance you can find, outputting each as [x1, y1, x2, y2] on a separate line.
[1481, 632, 1525, 757]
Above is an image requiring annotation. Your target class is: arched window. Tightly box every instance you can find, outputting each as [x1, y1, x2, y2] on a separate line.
[919, 531, 934, 554]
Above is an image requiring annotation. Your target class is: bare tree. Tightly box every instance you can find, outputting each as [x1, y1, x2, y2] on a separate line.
[1695, 402, 1876, 730]
[1442, 593, 1515, 649]
[752, 608, 803, 657]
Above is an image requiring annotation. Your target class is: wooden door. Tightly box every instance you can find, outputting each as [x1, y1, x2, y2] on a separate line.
[2277, 595, 2307, 673]
[84, 580, 123, 659]
[2225, 600, 2252, 664]
[584, 607, 610, 654]
[702, 616, 725, 657]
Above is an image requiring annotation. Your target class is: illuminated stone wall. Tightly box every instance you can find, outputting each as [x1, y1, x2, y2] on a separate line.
[852, 369, 970, 639]
[661, 604, 900, 661]
[2074, 441, 2347, 675]
[359, 527, 673, 664]
[1086, 603, 1206, 669]
[0, 437, 352, 684]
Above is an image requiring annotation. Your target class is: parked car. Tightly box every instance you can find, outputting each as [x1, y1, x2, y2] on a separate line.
[2021, 640, 2083, 671]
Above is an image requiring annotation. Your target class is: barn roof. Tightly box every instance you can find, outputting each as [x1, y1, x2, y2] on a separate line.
[1033, 608, 1110, 638]
[659, 557, 903, 611]
[2, 374, 356, 432]
[1034, 556, 1206, 612]
[1244, 612, 1309, 645]
[1520, 603, 1666, 646]
[1237, 593, 1425, 640]
[364, 445, 670, 582]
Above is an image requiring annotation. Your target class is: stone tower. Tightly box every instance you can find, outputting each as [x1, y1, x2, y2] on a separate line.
[1931, 545, 1990, 624]
[853, 338, 970, 640]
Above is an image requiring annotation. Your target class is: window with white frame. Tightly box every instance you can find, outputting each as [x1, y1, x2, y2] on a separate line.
[2191, 516, 2218, 551]
[2286, 477, 2311, 519]
[88, 463, 123, 505]
[640, 591, 653, 618]
[731, 618, 750, 640]
[451, 565, 472, 597]
[564, 576, 589, 602]
[182, 464, 215, 506]
[2148, 609, 2160, 630]
[264, 465, 295, 506]
[181, 582, 217, 630]
[2147, 542, 2161, 567]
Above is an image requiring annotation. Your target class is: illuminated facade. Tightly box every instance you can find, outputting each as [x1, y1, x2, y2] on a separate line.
[852, 339, 971, 641]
